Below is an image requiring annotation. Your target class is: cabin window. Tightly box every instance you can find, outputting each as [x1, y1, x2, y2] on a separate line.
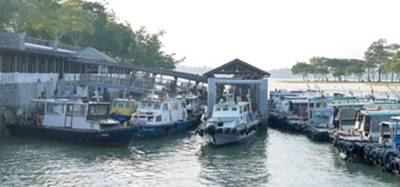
[231, 107, 237, 111]
[67, 105, 86, 116]
[46, 103, 63, 115]
[153, 104, 161, 110]
[88, 104, 108, 116]
[222, 107, 229, 111]
[244, 106, 248, 112]
[216, 108, 221, 111]
[163, 104, 169, 110]
[172, 103, 179, 110]
[156, 115, 162, 122]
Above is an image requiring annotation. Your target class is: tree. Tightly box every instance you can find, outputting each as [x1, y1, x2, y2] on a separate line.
[291, 62, 311, 81]
[309, 57, 329, 81]
[364, 39, 390, 82]
[346, 59, 365, 82]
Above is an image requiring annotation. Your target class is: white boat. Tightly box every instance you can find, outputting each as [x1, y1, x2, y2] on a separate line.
[8, 99, 136, 146]
[129, 95, 202, 137]
[198, 96, 262, 146]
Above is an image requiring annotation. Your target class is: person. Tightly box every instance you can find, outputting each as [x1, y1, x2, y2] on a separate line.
[333, 106, 339, 129]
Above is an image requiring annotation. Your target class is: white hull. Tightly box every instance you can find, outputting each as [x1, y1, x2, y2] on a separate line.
[204, 120, 261, 146]
[205, 130, 257, 146]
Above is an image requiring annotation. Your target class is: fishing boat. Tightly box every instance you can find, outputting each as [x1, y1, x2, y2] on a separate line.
[129, 94, 202, 138]
[332, 106, 400, 142]
[333, 116, 400, 174]
[198, 95, 263, 146]
[302, 97, 334, 141]
[110, 98, 138, 123]
[7, 99, 136, 146]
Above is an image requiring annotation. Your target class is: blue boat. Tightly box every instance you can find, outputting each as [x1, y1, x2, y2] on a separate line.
[129, 95, 203, 138]
[7, 99, 136, 146]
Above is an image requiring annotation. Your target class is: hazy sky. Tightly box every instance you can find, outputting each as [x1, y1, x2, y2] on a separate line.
[104, 0, 400, 70]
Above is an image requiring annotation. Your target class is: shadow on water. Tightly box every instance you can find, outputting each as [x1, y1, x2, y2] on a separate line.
[197, 129, 270, 186]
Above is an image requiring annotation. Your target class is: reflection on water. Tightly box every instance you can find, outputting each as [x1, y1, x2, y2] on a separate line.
[197, 130, 269, 186]
[1, 127, 400, 186]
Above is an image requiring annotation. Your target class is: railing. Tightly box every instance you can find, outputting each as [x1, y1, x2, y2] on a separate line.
[79, 74, 155, 90]
[0, 73, 58, 84]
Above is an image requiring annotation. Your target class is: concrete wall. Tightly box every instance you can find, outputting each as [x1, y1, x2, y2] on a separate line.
[0, 79, 57, 110]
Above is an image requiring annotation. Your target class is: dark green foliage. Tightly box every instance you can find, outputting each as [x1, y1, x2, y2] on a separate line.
[0, 0, 180, 69]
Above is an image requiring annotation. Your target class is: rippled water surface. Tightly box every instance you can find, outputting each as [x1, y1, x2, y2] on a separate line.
[1, 128, 400, 186]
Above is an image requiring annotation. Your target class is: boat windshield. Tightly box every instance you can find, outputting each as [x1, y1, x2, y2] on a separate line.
[87, 104, 109, 120]
[139, 103, 161, 110]
[112, 101, 129, 108]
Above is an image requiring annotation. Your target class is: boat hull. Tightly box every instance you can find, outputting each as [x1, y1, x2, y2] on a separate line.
[203, 119, 264, 146]
[7, 123, 136, 146]
[133, 115, 202, 138]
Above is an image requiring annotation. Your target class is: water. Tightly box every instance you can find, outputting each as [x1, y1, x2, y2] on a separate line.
[2, 79, 400, 186]
[1, 128, 400, 186]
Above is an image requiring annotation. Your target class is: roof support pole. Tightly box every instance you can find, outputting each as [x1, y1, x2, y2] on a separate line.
[35, 56, 39, 73]
[45, 57, 48, 73]
[14, 54, 17, 72]
[0, 53, 3, 73]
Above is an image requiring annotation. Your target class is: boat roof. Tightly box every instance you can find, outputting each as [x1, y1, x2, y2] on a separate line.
[380, 120, 400, 128]
[391, 116, 400, 121]
[331, 102, 368, 107]
[215, 101, 249, 107]
[31, 99, 110, 105]
[361, 110, 400, 116]
[290, 99, 309, 104]
[113, 98, 137, 102]
[270, 92, 298, 96]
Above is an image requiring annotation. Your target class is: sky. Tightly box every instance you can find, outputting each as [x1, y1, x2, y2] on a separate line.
[103, 0, 400, 70]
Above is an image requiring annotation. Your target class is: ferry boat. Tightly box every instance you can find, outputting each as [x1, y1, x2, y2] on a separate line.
[7, 99, 136, 146]
[110, 98, 138, 123]
[198, 95, 263, 146]
[129, 95, 202, 138]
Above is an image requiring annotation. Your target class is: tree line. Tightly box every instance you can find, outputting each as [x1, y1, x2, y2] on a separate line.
[0, 0, 181, 69]
[292, 39, 400, 82]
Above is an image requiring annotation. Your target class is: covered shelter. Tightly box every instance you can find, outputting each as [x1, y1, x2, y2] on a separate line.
[204, 58, 270, 116]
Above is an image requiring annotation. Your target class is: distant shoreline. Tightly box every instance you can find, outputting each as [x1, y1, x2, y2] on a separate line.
[276, 79, 400, 86]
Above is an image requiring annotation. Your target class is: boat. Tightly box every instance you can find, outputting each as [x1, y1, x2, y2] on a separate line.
[110, 98, 139, 123]
[332, 106, 400, 142]
[198, 95, 264, 146]
[333, 116, 400, 174]
[7, 99, 136, 146]
[129, 94, 202, 138]
[302, 96, 334, 142]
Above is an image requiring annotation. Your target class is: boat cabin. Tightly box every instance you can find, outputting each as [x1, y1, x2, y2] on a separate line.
[110, 98, 138, 122]
[354, 109, 400, 142]
[30, 99, 119, 130]
[208, 101, 253, 128]
[307, 97, 333, 128]
[131, 98, 187, 125]
[379, 118, 400, 150]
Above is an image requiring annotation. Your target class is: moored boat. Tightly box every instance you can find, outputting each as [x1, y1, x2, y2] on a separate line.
[129, 94, 202, 138]
[110, 98, 139, 123]
[198, 96, 263, 146]
[7, 99, 136, 146]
